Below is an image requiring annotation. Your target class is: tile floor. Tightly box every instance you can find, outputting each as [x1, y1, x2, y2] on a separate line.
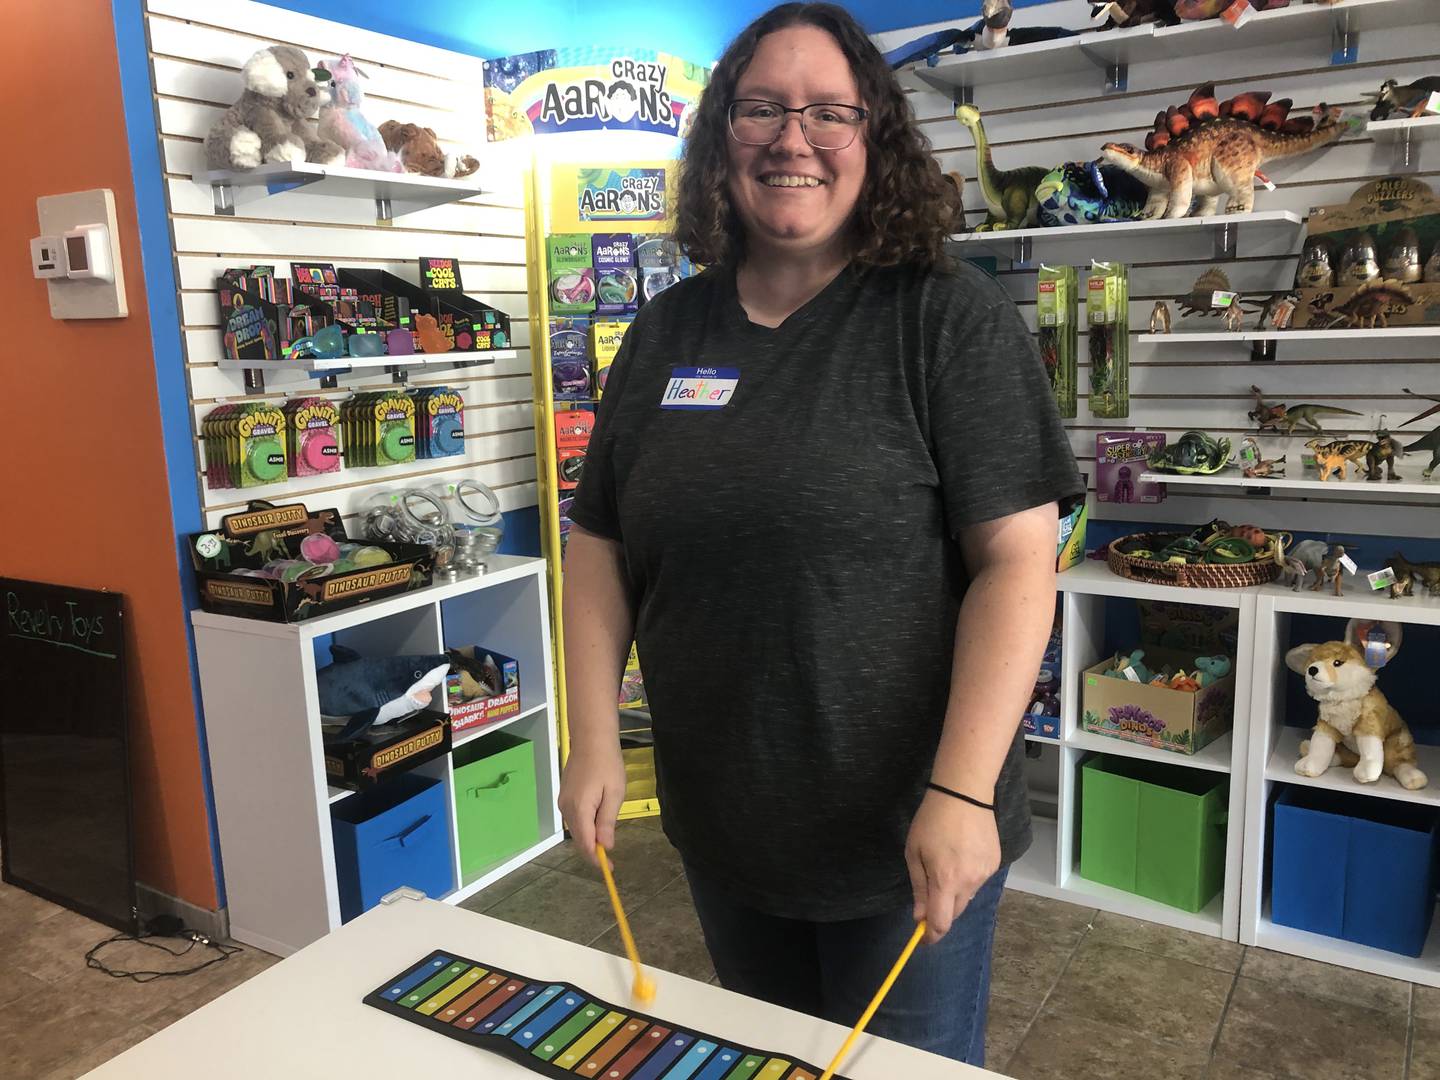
[4, 817, 1436, 1079]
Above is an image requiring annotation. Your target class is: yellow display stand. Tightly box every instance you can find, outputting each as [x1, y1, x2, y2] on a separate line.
[524, 158, 662, 820]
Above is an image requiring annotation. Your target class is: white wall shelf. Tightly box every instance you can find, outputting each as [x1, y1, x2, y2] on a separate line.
[1068, 727, 1234, 775]
[1367, 114, 1440, 145]
[951, 211, 1302, 266]
[898, 0, 1424, 94]
[1058, 558, 1245, 609]
[1137, 327, 1440, 344]
[192, 556, 561, 956]
[1255, 912, 1440, 986]
[215, 351, 516, 373]
[197, 162, 487, 221]
[1139, 468, 1440, 496]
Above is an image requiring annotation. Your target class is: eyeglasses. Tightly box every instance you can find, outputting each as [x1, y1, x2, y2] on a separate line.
[726, 99, 868, 151]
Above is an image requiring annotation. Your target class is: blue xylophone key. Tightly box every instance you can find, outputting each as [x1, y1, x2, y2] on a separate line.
[657, 1039, 719, 1079]
[510, 989, 584, 1048]
[627, 1031, 696, 1080]
[694, 1046, 747, 1080]
[475, 982, 538, 1032]
[380, 956, 453, 1002]
[494, 984, 564, 1038]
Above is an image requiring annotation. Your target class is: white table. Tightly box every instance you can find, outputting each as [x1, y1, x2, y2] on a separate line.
[84, 895, 1001, 1078]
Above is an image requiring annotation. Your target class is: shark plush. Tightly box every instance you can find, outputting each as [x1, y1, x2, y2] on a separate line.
[317, 645, 452, 741]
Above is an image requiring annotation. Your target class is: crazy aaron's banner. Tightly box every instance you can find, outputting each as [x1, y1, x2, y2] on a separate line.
[483, 47, 711, 142]
[549, 162, 679, 233]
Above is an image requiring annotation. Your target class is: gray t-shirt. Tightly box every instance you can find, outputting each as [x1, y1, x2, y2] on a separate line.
[569, 258, 1084, 921]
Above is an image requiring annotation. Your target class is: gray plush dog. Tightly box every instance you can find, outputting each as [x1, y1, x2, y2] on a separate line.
[204, 46, 345, 171]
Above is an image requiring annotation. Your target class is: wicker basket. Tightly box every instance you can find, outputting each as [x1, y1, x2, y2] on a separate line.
[1107, 532, 1281, 590]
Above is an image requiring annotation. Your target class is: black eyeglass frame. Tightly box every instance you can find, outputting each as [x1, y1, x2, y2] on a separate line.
[726, 99, 870, 150]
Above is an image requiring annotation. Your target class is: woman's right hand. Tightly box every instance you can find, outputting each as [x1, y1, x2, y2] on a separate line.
[557, 738, 628, 867]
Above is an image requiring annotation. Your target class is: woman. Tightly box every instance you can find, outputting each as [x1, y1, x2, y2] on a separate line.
[559, 2, 1083, 1064]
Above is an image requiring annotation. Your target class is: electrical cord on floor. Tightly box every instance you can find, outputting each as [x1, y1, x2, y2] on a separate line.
[85, 915, 242, 983]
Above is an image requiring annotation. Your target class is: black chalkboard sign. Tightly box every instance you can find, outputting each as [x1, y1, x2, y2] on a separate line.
[0, 579, 136, 932]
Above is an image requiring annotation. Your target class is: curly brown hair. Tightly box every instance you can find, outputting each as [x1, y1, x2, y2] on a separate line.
[674, 3, 959, 270]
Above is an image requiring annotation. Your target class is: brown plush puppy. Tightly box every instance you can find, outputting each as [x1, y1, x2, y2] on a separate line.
[378, 121, 480, 179]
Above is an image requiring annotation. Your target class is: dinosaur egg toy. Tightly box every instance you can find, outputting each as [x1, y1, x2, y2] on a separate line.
[1425, 247, 1440, 284]
[1382, 227, 1423, 283]
[1339, 232, 1381, 284]
[1295, 238, 1334, 289]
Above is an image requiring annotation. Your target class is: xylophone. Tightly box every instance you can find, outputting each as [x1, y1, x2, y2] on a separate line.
[364, 949, 854, 1080]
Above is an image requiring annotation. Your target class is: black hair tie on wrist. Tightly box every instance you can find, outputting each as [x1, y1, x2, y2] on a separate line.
[927, 781, 995, 812]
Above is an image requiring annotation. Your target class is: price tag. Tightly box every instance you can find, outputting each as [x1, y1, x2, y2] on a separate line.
[1222, 1, 1256, 29]
[1122, 667, 1141, 683]
[1338, 554, 1358, 575]
[1254, 169, 1277, 192]
[1425, 91, 1440, 117]
[1369, 567, 1397, 591]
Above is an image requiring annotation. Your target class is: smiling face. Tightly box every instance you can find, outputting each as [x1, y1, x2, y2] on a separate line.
[725, 25, 868, 262]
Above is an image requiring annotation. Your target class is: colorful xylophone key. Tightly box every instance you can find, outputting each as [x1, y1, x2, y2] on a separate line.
[364, 951, 846, 1080]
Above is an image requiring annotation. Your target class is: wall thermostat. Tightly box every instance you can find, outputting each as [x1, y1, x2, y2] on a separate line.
[63, 224, 115, 283]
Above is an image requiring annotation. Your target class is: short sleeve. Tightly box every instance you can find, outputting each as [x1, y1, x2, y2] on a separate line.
[566, 319, 639, 542]
[928, 286, 1085, 535]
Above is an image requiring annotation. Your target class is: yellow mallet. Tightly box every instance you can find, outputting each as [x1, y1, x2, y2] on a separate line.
[596, 844, 657, 1005]
[817, 920, 927, 1080]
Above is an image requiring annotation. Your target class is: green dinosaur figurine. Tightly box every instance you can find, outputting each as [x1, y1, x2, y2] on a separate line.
[1248, 386, 1361, 436]
[954, 103, 1048, 231]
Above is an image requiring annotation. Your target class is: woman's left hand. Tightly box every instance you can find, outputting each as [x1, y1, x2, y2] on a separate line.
[905, 789, 1002, 945]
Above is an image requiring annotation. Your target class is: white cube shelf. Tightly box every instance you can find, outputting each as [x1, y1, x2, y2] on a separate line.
[192, 555, 561, 956]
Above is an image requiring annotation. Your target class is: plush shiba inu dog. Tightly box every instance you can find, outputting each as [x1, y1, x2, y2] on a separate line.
[1287, 634, 1426, 790]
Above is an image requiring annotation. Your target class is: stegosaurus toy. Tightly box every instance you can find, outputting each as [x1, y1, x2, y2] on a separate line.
[1100, 84, 1346, 219]
[954, 103, 1049, 231]
[1318, 279, 1418, 329]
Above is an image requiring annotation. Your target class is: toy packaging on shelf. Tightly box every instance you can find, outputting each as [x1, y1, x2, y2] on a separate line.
[1097, 432, 1167, 505]
[1293, 176, 1440, 329]
[342, 392, 417, 468]
[336, 265, 511, 352]
[218, 265, 318, 361]
[202, 402, 288, 489]
[593, 234, 639, 316]
[1037, 264, 1078, 419]
[592, 319, 631, 398]
[554, 406, 594, 493]
[444, 646, 520, 736]
[1056, 490, 1088, 573]
[1087, 262, 1129, 419]
[1025, 601, 1063, 739]
[619, 643, 646, 711]
[548, 234, 596, 315]
[636, 236, 683, 304]
[550, 317, 593, 400]
[1082, 603, 1238, 755]
[188, 501, 432, 622]
[409, 387, 465, 460]
[323, 708, 451, 792]
[281, 398, 342, 478]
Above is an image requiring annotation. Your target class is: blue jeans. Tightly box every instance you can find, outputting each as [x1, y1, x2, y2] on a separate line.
[683, 863, 1007, 1066]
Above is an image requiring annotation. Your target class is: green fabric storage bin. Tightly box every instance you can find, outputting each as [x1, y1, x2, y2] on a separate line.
[1079, 754, 1227, 912]
[453, 732, 539, 880]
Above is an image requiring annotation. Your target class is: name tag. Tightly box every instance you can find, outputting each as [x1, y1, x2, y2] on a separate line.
[660, 367, 738, 410]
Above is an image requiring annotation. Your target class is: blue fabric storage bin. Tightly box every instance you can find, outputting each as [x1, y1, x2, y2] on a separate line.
[1271, 785, 1438, 957]
[331, 772, 454, 923]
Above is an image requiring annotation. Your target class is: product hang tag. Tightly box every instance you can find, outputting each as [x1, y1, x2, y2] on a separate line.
[1221, 0, 1255, 28]
[1425, 91, 1440, 117]
[660, 367, 739, 410]
[1338, 554, 1358, 575]
[1122, 666, 1141, 683]
[1369, 567, 1397, 591]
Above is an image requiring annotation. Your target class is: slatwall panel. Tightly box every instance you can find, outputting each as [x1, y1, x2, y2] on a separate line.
[143, 0, 538, 531]
[895, 0, 1440, 538]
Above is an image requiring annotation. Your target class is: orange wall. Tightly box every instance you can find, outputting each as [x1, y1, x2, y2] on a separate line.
[1, 2, 218, 909]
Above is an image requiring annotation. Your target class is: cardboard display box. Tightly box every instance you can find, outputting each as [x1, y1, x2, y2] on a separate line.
[1081, 602, 1238, 755]
[444, 647, 521, 737]
[1293, 176, 1440, 329]
[324, 709, 451, 792]
[189, 502, 432, 622]
[338, 267, 511, 352]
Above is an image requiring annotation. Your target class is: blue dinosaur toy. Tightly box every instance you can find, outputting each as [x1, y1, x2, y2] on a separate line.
[1035, 160, 1150, 228]
[1194, 655, 1232, 686]
[1104, 649, 1153, 684]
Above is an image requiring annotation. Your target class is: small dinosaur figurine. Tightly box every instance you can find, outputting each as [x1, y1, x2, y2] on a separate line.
[1150, 300, 1173, 333]
[1399, 388, 1440, 429]
[1318, 279, 1417, 330]
[1100, 85, 1345, 218]
[1311, 543, 1350, 596]
[954, 104, 1049, 231]
[1256, 291, 1301, 330]
[1388, 553, 1440, 598]
[1307, 438, 1374, 481]
[1243, 454, 1286, 478]
[1249, 387, 1362, 434]
[1365, 427, 1403, 482]
[1403, 426, 1440, 478]
[1366, 76, 1440, 122]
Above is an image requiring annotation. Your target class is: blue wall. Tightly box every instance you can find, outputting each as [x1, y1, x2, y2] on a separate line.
[258, 0, 1059, 60]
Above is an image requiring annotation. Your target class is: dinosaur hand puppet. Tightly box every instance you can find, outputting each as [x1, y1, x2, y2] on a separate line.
[317, 645, 453, 741]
